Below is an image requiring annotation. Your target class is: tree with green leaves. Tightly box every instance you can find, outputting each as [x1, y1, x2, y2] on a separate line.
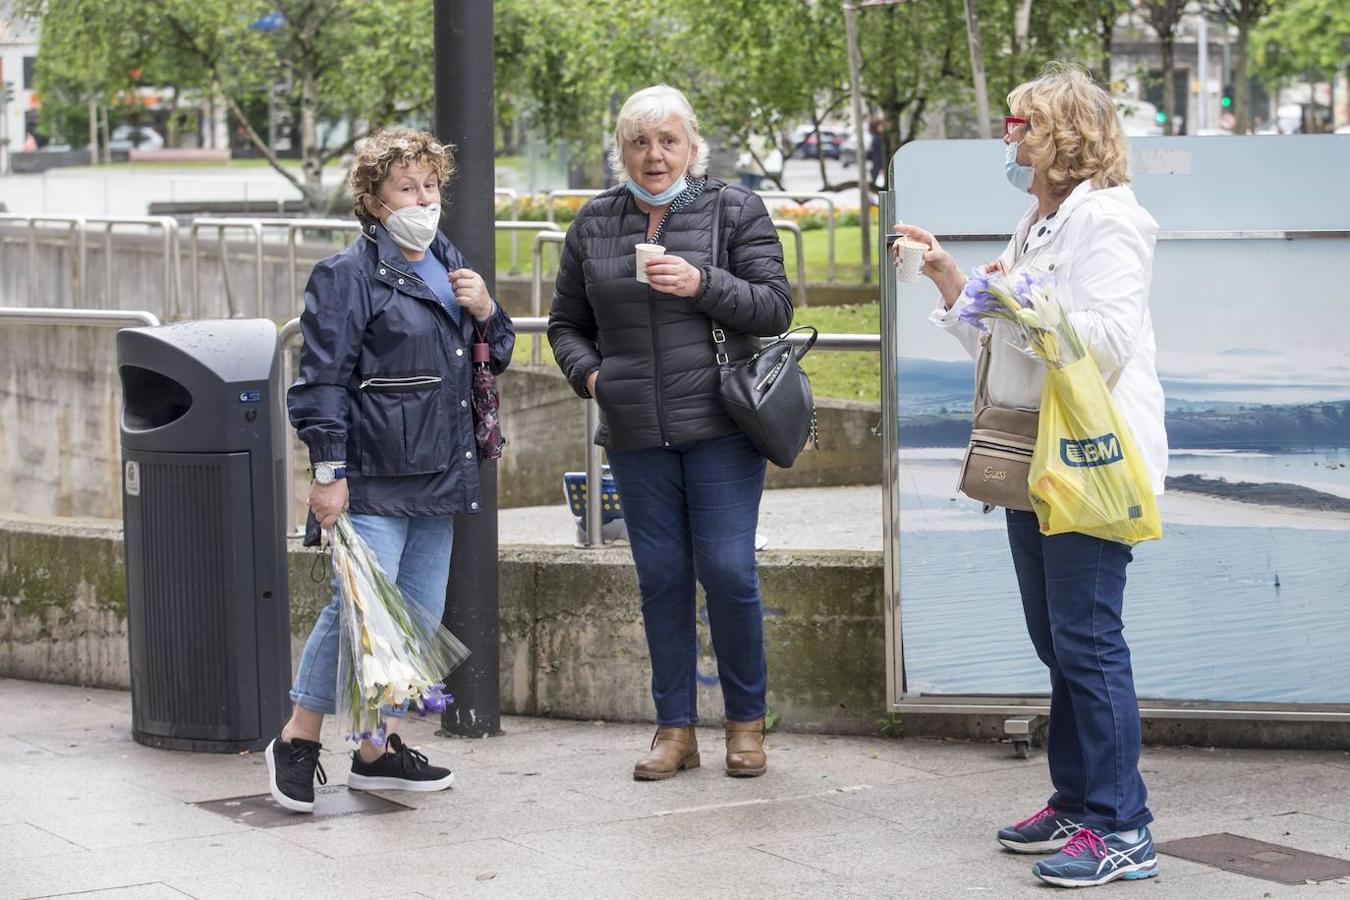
[1138, 0, 1186, 134]
[1251, 0, 1350, 131]
[22, 0, 435, 212]
[1209, 0, 1277, 133]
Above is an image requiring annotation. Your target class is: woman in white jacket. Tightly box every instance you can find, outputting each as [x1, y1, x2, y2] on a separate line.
[895, 64, 1166, 889]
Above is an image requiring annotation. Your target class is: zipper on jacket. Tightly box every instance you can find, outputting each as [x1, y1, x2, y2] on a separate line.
[360, 374, 444, 392]
[647, 292, 673, 447]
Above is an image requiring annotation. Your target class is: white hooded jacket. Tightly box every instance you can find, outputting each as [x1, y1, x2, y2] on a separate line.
[931, 180, 1169, 494]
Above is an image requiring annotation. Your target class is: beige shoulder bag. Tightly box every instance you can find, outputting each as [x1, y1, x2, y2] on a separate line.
[957, 332, 1039, 511]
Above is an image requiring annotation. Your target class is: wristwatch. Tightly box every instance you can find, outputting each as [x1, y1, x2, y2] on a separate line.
[312, 461, 347, 485]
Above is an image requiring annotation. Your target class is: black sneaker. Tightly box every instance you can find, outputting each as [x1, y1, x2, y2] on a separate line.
[347, 733, 455, 792]
[266, 736, 327, 813]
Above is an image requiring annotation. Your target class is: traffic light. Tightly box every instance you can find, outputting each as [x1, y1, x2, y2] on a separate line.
[1155, 110, 1168, 124]
[1221, 85, 1234, 109]
[0, 82, 14, 105]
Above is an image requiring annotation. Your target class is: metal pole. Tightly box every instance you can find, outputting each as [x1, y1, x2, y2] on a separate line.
[585, 400, 603, 546]
[961, 0, 993, 139]
[843, 4, 873, 284]
[435, 0, 501, 739]
[1197, 15, 1209, 132]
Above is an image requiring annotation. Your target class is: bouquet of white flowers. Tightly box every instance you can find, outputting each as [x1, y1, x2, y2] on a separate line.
[331, 514, 470, 747]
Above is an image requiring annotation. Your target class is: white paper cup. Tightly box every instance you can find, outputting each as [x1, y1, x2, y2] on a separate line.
[895, 239, 927, 283]
[634, 243, 664, 283]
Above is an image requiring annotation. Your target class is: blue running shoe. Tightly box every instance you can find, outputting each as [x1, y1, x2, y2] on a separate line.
[998, 805, 1085, 853]
[1032, 826, 1159, 888]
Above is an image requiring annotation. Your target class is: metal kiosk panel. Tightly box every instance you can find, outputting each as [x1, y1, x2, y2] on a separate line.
[880, 135, 1350, 723]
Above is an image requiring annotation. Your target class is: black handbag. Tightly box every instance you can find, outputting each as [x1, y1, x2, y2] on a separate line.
[708, 187, 819, 469]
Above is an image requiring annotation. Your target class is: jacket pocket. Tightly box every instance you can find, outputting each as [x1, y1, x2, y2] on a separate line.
[357, 373, 449, 476]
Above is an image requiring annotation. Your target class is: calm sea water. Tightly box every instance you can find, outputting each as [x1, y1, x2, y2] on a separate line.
[898, 449, 1350, 703]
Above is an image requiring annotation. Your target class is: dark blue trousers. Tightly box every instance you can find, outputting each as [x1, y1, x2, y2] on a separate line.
[606, 433, 768, 725]
[1006, 509, 1153, 833]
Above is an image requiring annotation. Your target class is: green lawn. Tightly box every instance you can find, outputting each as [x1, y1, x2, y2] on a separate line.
[519, 302, 881, 404]
[492, 224, 869, 283]
[791, 303, 881, 404]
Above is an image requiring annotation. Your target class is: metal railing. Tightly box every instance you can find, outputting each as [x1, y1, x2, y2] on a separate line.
[0, 306, 161, 329]
[0, 214, 88, 307]
[529, 231, 567, 364]
[1, 214, 181, 312]
[189, 218, 266, 319]
[544, 190, 601, 225]
[278, 314, 878, 544]
[758, 191, 838, 281]
[285, 218, 365, 309]
[494, 189, 522, 274]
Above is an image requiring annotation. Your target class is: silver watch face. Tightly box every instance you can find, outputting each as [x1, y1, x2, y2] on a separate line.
[314, 463, 335, 485]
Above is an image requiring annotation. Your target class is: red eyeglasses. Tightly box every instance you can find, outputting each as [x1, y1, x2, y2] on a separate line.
[1004, 116, 1030, 138]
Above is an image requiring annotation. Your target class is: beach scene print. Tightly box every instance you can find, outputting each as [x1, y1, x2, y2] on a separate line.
[894, 238, 1350, 704]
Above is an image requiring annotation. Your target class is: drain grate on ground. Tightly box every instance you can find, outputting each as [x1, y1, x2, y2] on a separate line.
[195, 785, 413, 828]
[1158, 832, 1350, 885]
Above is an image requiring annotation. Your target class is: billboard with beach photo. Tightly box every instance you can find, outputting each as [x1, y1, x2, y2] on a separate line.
[889, 136, 1350, 705]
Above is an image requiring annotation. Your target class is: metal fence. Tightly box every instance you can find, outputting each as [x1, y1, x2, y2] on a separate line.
[0, 214, 180, 311]
[278, 314, 879, 545]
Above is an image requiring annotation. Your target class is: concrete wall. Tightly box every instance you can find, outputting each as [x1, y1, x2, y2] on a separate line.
[0, 514, 885, 734]
[0, 314, 881, 523]
[8, 513, 1350, 749]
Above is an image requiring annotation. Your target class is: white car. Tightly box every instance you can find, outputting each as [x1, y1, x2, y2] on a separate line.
[109, 126, 165, 152]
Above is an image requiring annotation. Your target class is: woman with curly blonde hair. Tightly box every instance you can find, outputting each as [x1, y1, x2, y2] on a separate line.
[268, 127, 515, 813]
[895, 63, 1166, 888]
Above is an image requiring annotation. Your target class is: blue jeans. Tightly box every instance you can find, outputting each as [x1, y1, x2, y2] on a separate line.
[290, 514, 454, 715]
[606, 433, 768, 726]
[1006, 509, 1152, 833]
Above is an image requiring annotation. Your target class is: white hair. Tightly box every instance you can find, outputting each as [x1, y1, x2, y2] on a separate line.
[608, 84, 710, 182]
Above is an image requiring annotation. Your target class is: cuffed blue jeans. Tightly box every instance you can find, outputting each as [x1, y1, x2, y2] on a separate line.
[290, 513, 454, 715]
[1005, 509, 1152, 833]
[606, 433, 768, 726]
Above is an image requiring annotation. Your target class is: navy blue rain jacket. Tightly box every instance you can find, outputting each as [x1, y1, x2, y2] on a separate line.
[287, 221, 515, 521]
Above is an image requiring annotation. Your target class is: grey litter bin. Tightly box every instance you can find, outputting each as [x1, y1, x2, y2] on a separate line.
[117, 319, 290, 752]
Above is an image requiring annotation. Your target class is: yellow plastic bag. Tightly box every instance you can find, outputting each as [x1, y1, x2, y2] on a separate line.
[1029, 358, 1162, 545]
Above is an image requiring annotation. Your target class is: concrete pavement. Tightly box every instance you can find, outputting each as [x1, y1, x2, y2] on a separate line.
[4, 678, 1350, 898]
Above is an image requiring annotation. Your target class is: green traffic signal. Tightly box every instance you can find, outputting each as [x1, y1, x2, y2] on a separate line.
[1220, 96, 1233, 108]
[1155, 111, 1168, 123]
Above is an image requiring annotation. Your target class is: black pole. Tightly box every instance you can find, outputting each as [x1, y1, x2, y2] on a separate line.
[435, 0, 501, 738]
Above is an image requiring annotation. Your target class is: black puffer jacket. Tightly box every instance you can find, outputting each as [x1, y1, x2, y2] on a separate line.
[547, 179, 793, 451]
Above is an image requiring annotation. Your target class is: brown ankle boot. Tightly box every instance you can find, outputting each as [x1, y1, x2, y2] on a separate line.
[633, 726, 700, 781]
[725, 718, 767, 777]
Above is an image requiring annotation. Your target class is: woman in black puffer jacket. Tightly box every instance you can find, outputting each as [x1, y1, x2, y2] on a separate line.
[548, 84, 792, 782]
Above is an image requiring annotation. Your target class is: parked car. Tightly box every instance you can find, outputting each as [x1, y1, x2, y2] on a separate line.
[791, 125, 849, 160]
[108, 126, 165, 152]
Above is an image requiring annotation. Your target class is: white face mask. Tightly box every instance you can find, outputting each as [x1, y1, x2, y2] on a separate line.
[380, 200, 441, 252]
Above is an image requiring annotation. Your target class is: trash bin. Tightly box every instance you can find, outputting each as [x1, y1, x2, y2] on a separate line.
[117, 319, 290, 752]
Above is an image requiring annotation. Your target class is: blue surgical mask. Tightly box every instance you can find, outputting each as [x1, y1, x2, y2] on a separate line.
[1004, 141, 1035, 193]
[626, 173, 688, 206]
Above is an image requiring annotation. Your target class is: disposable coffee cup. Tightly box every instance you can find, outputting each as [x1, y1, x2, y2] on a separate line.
[634, 242, 663, 284]
[895, 239, 927, 283]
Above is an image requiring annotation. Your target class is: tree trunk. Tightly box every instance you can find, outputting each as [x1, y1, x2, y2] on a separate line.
[1161, 33, 1177, 134]
[100, 106, 111, 164]
[298, 61, 324, 213]
[1012, 0, 1033, 84]
[167, 85, 180, 148]
[1100, 9, 1115, 83]
[1235, 20, 1252, 133]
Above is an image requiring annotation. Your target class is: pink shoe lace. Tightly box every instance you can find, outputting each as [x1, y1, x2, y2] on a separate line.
[1061, 828, 1108, 859]
[1012, 805, 1057, 829]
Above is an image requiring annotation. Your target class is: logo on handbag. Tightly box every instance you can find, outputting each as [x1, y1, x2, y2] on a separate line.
[983, 466, 1007, 482]
[1060, 434, 1123, 468]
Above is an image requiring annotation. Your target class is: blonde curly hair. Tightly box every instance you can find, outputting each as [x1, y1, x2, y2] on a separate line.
[1007, 62, 1130, 195]
[347, 127, 456, 221]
